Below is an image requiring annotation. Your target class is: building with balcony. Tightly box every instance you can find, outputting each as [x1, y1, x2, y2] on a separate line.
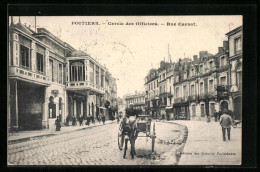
[8, 19, 115, 131]
[65, 50, 106, 122]
[144, 68, 159, 118]
[226, 26, 242, 120]
[125, 91, 145, 114]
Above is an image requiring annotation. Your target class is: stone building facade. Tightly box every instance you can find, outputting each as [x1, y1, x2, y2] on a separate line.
[144, 26, 242, 121]
[8, 19, 116, 131]
[125, 91, 145, 113]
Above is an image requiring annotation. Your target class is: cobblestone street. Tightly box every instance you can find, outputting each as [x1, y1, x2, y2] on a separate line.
[8, 122, 187, 165]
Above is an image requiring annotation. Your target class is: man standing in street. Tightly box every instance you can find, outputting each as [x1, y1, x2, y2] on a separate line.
[219, 109, 232, 141]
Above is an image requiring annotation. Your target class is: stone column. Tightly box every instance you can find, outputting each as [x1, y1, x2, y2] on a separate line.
[74, 100, 76, 116]
[93, 64, 96, 85]
[15, 79, 18, 126]
[67, 61, 70, 83]
[42, 87, 49, 128]
[31, 41, 36, 72]
[45, 50, 49, 76]
[81, 101, 83, 116]
[11, 32, 19, 67]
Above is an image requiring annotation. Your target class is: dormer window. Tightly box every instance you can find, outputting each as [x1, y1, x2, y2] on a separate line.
[200, 65, 203, 73]
[220, 56, 226, 67]
[209, 61, 213, 70]
[234, 36, 242, 54]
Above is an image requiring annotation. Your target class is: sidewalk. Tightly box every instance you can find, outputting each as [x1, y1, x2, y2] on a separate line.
[8, 120, 116, 143]
[165, 120, 242, 165]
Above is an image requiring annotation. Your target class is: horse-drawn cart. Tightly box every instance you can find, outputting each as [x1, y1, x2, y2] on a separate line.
[118, 115, 156, 158]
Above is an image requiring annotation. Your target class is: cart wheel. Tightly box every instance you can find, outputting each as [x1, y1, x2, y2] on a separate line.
[118, 122, 124, 150]
[151, 122, 156, 152]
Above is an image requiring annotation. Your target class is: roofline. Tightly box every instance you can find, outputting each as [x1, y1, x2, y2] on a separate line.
[225, 26, 243, 37]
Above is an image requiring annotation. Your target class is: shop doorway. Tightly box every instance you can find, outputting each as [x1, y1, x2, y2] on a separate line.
[209, 103, 215, 117]
[192, 105, 196, 117]
[200, 104, 205, 117]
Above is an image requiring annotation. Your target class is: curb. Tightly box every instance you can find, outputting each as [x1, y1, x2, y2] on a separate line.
[8, 120, 116, 144]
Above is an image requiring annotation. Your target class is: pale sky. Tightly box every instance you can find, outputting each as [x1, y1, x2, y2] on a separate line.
[11, 16, 242, 97]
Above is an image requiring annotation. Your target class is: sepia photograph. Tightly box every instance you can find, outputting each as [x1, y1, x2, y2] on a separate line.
[7, 15, 243, 166]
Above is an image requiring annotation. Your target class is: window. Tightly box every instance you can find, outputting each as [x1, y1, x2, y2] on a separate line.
[200, 82, 204, 94]
[101, 70, 104, 87]
[220, 56, 226, 67]
[36, 53, 44, 73]
[237, 71, 242, 90]
[49, 59, 54, 82]
[89, 61, 94, 83]
[234, 37, 242, 54]
[209, 80, 214, 92]
[191, 85, 195, 96]
[58, 63, 63, 84]
[176, 87, 179, 98]
[70, 60, 85, 82]
[20, 45, 30, 69]
[96, 66, 99, 85]
[209, 61, 213, 70]
[191, 69, 194, 76]
[200, 65, 203, 73]
[183, 86, 186, 97]
[220, 76, 226, 85]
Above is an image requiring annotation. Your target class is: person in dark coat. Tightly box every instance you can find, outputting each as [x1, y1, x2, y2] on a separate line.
[220, 109, 232, 141]
[72, 115, 76, 126]
[66, 115, 70, 126]
[79, 115, 83, 126]
[55, 116, 61, 131]
[214, 110, 218, 122]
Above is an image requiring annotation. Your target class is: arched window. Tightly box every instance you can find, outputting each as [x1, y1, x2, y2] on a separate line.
[70, 60, 85, 82]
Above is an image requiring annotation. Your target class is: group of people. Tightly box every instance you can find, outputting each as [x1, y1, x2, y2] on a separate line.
[64, 112, 106, 127]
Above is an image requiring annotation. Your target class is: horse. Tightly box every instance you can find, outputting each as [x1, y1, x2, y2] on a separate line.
[121, 117, 138, 159]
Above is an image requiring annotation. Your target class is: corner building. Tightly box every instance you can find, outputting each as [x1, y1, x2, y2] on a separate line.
[8, 20, 108, 131]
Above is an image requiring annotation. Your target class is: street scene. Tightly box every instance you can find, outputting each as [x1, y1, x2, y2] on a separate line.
[8, 16, 242, 165]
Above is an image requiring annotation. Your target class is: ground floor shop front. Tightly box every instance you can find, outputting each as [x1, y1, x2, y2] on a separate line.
[8, 79, 106, 131]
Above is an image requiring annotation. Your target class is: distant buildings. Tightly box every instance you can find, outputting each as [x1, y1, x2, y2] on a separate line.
[124, 91, 146, 113]
[144, 26, 242, 121]
[8, 18, 117, 131]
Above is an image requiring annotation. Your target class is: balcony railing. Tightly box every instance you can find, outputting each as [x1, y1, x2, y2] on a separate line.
[9, 66, 50, 85]
[66, 80, 106, 94]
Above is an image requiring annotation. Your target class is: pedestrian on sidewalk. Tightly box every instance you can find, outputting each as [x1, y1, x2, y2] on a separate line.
[55, 116, 61, 131]
[66, 115, 70, 126]
[214, 110, 218, 122]
[206, 113, 210, 123]
[79, 114, 83, 126]
[219, 109, 232, 141]
[72, 115, 76, 126]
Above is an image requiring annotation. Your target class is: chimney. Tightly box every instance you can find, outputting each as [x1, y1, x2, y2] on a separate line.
[223, 41, 229, 51]
[193, 55, 198, 63]
[29, 25, 31, 29]
[218, 47, 224, 53]
[160, 61, 165, 69]
[24, 23, 27, 27]
[135, 90, 137, 95]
